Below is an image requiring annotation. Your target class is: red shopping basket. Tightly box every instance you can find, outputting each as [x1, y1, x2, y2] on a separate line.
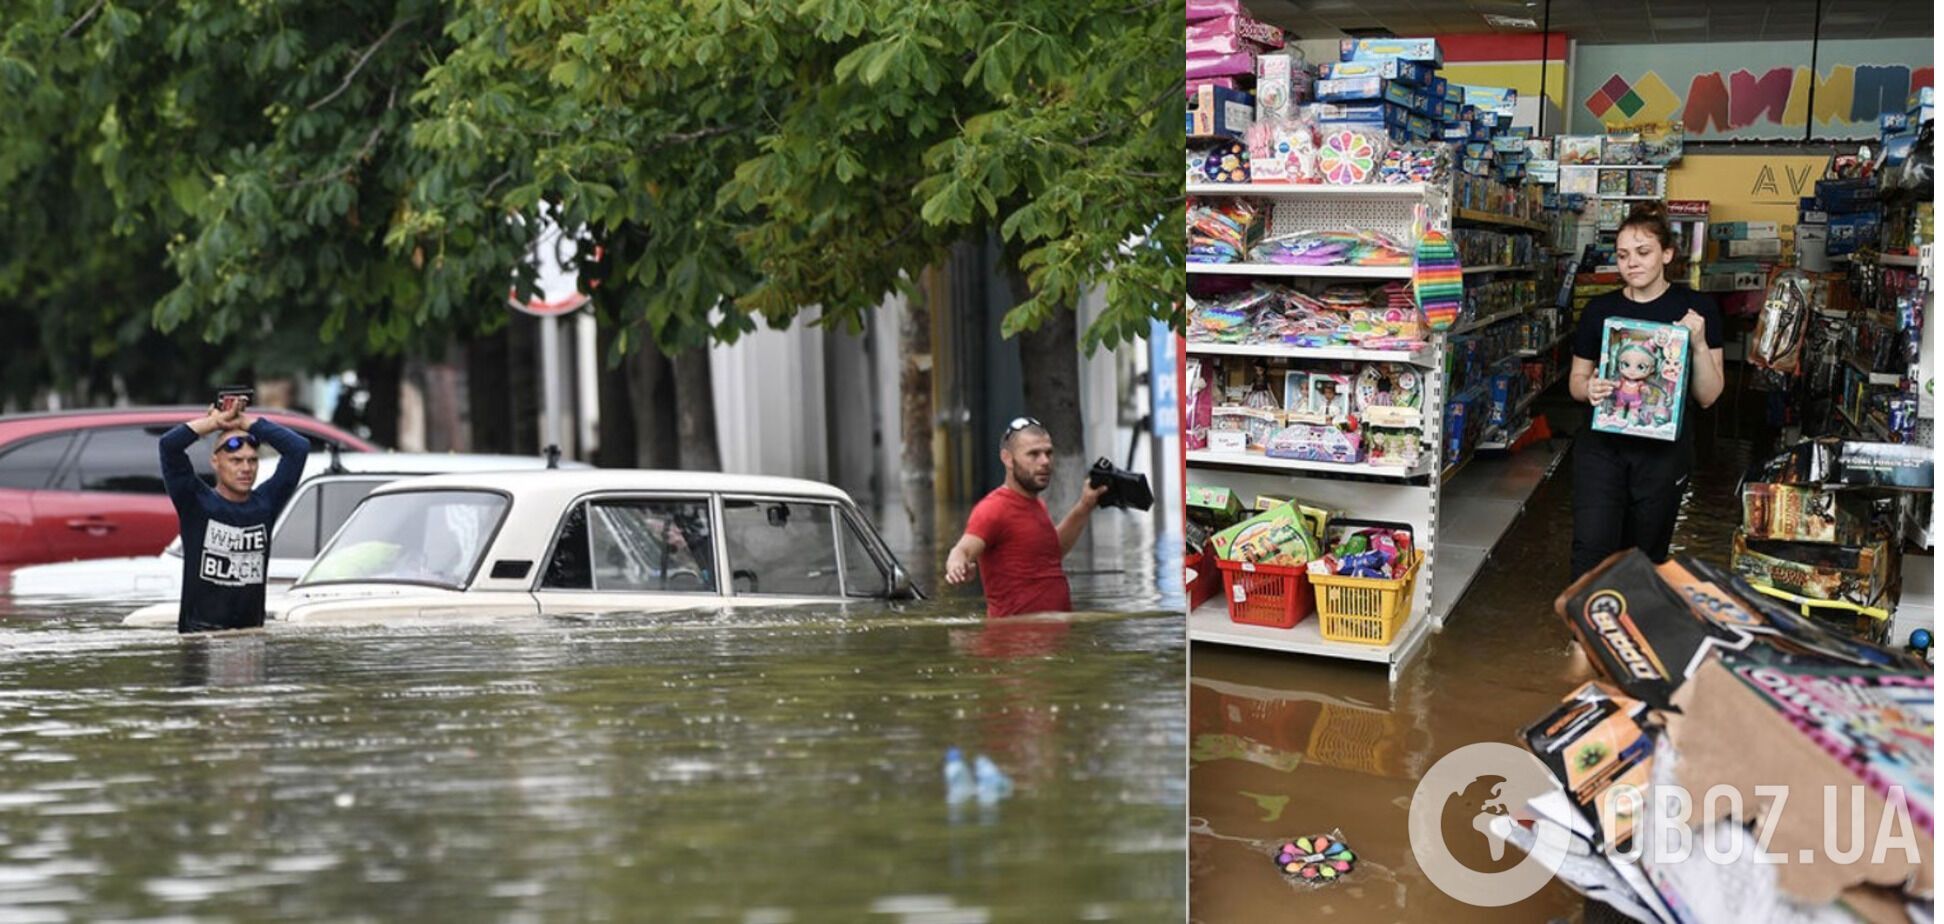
[1215, 558, 1316, 629]
[1186, 546, 1222, 611]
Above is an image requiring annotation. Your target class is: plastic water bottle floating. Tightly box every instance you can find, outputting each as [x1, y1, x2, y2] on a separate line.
[944, 747, 1012, 805]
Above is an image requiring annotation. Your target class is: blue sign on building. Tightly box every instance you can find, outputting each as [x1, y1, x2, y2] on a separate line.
[1149, 320, 1178, 439]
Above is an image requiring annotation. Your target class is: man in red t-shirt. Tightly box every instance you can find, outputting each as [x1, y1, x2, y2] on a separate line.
[944, 417, 1108, 617]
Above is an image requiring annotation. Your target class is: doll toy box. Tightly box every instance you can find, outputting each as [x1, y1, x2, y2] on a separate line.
[1592, 318, 1689, 441]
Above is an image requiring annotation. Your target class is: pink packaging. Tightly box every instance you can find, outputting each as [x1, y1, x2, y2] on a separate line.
[1187, 50, 1256, 80]
[1186, 0, 1242, 22]
[1187, 77, 1240, 98]
[1186, 15, 1286, 55]
[1186, 18, 1249, 57]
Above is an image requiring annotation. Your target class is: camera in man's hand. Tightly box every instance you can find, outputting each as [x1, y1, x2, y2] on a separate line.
[1088, 458, 1153, 511]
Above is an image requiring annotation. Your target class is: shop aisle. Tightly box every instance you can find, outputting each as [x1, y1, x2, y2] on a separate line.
[1188, 395, 1760, 922]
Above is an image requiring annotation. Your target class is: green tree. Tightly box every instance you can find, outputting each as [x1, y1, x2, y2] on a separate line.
[408, 0, 1182, 352]
[0, 0, 506, 414]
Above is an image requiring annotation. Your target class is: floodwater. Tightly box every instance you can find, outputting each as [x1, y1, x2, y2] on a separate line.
[1189, 398, 1761, 922]
[0, 507, 1185, 922]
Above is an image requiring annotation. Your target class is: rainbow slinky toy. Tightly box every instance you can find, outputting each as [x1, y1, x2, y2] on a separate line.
[1414, 230, 1462, 331]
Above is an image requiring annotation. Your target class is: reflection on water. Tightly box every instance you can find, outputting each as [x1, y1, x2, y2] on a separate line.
[1190, 410, 1758, 922]
[0, 506, 1183, 921]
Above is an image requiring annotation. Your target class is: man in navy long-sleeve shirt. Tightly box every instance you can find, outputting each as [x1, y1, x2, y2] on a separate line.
[159, 402, 310, 633]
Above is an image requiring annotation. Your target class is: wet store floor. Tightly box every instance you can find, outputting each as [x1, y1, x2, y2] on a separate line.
[1190, 401, 1761, 922]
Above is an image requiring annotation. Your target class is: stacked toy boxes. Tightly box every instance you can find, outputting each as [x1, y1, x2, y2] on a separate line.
[1454, 85, 1526, 181]
[1807, 177, 1882, 257]
[1186, 0, 1294, 143]
[1306, 38, 1446, 146]
[1878, 86, 1934, 171]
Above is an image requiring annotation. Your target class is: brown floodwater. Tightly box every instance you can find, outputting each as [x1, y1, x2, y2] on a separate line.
[1190, 397, 1761, 923]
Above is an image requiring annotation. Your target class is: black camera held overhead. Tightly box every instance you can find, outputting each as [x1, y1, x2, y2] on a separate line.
[1089, 457, 1153, 511]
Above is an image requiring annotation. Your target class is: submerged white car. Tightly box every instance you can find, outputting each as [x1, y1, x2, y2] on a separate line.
[131, 470, 919, 626]
[18, 452, 583, 616]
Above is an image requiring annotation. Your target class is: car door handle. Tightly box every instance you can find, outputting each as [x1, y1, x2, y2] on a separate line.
[65, 518, 119, 536]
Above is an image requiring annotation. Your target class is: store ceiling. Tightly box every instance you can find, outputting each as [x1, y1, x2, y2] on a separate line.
[1247, 0, 1933, 44]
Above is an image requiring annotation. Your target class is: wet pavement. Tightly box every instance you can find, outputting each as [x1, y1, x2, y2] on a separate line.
[1189, 398, 1761, 923]
[0, 506, 1184, 922]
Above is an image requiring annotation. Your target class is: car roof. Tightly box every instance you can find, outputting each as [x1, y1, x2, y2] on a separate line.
[366, 469, 855, 505]
[0, 407, 375, 450]
[288, 451, 591, 480]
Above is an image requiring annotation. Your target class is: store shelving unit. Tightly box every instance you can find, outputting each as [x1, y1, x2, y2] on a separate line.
[1188, 263, 1413, 280]
[1186, 181, 1557, 683]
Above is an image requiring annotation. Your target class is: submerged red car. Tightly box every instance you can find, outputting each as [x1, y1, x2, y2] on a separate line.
[0, 408, 375, 566]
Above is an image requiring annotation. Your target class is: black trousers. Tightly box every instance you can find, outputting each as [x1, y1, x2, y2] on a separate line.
[1570, 429, 1693, 579]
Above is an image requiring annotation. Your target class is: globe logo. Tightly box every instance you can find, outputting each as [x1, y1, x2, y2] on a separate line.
[1407, 742, 1575, 907]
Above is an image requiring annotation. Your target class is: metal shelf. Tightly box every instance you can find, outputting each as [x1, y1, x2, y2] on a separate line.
[1185, 341, 1436, 367]
[1845, 355, 1904, 387]
[1463, 264, 1536, 275]
[1878, 254, 1921, 267]
[1451, 304, 1531, 335]
[1189, 597, 1435, 674]
[1188, 263, 1413, 279]
[1187, 182, 1431, 198]
[1453, 209, 1547, 232]
[1186, 449, 1434, 480]
[1597, 194, 1665, 201]
[1477, 419, 1532, 451]
[1516, 330, 1573, 358]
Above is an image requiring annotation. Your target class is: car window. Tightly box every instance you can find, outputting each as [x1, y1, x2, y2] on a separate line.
[591, 499, 716, 593]
[303, 490, 507, 589]
[277, 480, 384, 560]
[542, 504, 592, 589]
[319, 480, 381, 540]
[839, 515, 889, 598]
[722, 499, 839, 596]
[73, 427, 168, 494]
[0, 434, 73, 490]
[540, 498, 717, 593]
[274, 485, 322, 559]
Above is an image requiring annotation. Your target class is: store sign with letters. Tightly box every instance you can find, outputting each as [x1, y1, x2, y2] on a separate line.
[1571, 39, 1932, 140]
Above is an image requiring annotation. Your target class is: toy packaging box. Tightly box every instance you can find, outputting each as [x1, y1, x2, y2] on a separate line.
[1592, 318, 1689, 441]
[1521, 680, 1654, 852]
[1740, 482, 1884, 545]
[1730, 531, 1893, 609]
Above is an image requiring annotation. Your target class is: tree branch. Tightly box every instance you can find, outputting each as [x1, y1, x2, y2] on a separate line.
[308, 18, 415, 112]
[643, 123, 751, 151]
[283, 86, 398, 188]
[62, 0, 104, 38]
[1075, 79, 1185, 148]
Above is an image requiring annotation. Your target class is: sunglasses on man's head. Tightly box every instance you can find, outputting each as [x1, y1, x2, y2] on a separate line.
[1002, 416, 1043, 440]
[218, 434, 260, 453]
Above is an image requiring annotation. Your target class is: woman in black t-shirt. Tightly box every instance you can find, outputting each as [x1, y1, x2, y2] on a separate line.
[1566, 202, 1726, 578]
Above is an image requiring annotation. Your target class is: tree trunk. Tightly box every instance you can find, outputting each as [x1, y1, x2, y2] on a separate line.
[507, 313, 541, 454]
[466, 329, 512, 454]
[671, 345, 720, 471]
[903, 268, 939, 542]
[629, 341, 680, 469]
[593, 323, 637, 467]
[1007, 265, 1086, 561]
[358, 353, 403, 449]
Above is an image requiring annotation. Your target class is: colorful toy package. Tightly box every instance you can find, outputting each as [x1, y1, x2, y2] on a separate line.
[1592, 318, 1688, 441]
[1210, 501, 1322, 566]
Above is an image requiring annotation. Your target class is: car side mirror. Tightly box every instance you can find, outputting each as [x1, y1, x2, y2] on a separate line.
[890, 565, 923, 601]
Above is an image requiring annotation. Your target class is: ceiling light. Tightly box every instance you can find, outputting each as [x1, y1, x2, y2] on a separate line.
[1484, 13, 1539, 28]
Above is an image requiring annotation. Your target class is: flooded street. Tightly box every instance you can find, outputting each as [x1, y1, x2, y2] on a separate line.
[1190, 402, 1761, 922]
[0, 509, 1184, 922]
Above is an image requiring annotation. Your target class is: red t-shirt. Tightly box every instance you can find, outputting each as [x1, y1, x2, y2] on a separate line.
[964, 486, 1072, 618]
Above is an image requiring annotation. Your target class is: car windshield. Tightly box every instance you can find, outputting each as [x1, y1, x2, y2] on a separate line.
[300, 490, 508, 589]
